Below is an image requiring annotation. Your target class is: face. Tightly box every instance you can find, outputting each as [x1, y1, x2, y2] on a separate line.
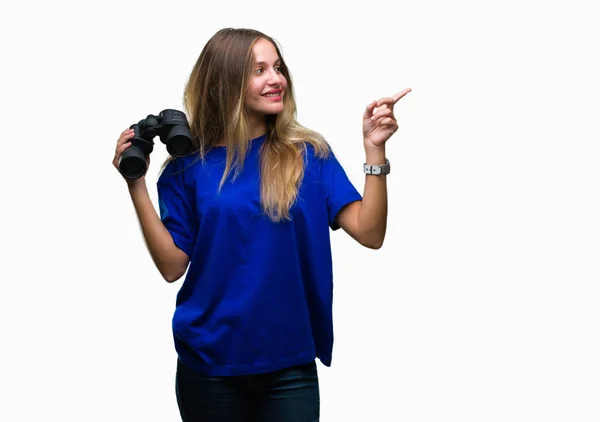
[245, 38, 287, 122]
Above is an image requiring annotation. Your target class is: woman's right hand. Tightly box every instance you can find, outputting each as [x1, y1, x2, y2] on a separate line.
[113, 128, 150, 186]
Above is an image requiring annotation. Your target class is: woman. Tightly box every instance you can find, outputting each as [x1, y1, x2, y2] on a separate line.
[113, 27, 410, 422]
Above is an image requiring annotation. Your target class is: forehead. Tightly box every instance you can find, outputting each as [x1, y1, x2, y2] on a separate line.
[252, 38, 280, 62]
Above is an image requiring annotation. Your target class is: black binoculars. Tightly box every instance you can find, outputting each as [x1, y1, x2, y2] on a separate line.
[118, 109, 195, 179]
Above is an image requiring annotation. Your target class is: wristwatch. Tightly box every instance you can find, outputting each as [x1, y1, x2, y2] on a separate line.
[363, 159, 390, 175]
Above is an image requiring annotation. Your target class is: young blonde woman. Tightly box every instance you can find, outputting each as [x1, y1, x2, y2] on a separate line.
[112, 27, 410, 422]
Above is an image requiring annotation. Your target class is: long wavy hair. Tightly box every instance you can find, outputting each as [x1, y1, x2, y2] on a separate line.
[169, 27, 330, 222]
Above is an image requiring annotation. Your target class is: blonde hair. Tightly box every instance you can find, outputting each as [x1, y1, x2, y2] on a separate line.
[168, 28, 330, 222]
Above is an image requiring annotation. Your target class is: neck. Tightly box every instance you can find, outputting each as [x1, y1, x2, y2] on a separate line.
[247, 114, 267, 140]
[213, 115, 268, 147]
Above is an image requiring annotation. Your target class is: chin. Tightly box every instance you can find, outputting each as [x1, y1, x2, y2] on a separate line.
[271, 104, 285, 113]
[260, 107, 284, 116]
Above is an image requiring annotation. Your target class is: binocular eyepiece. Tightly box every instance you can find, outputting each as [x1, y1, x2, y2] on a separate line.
[118, 109, 195, 180]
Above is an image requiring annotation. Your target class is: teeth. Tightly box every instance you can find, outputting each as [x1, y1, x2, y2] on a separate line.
[264, 93, 280, 97]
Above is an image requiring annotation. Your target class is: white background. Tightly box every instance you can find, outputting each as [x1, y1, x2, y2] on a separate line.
[1, 0, 599, 420]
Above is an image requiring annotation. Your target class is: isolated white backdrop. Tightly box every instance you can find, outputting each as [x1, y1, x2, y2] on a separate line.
[1, 0, 599, 421]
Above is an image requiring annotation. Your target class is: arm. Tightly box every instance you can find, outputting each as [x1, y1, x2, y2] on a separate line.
[113, 128, 190, 283]
[336, 88, 411, 249]
[336, 147, 388, 249]
[128, 179, 190, 282]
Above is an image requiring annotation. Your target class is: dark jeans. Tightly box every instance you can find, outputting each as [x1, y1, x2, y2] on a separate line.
[175, 359, 320, 422]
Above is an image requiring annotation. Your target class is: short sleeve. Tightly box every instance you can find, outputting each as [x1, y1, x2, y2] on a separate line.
[157, 158, 197, 258]
[321, 150, 362, 230]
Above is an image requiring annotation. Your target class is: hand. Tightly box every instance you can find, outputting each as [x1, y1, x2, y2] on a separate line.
[112, 128, 149, 185]
[363, 88, 411, 150]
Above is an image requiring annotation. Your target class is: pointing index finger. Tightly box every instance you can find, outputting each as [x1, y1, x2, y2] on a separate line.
[376, 88, 412, 109]
[393, 88, 412, 103]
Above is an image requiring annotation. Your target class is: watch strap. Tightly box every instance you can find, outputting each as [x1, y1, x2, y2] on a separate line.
[364, 159, 390, 175]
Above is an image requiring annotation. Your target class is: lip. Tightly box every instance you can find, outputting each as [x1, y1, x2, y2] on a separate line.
[262, 90, 283, 101]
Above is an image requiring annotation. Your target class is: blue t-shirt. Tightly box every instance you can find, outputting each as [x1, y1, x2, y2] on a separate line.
[157, 134, 362, 376]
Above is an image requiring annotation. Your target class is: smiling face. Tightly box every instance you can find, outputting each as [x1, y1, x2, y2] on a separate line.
[244, 38, 287, 127]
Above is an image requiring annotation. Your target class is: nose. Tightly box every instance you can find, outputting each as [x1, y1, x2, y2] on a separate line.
[267, 68, 284, 86]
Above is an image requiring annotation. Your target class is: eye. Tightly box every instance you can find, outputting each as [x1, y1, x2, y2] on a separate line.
[255, 68, 264, 75]
[274, 66, 282, 73]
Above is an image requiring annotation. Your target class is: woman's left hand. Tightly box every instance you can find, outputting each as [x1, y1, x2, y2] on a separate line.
[363, 88, 411, 150]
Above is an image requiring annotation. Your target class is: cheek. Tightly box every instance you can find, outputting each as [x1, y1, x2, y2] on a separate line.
[245, 86, 260, 106]
[248, 80, 262, 95]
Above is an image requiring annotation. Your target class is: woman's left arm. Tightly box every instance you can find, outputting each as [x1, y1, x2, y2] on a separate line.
[336, 88, 412, 249]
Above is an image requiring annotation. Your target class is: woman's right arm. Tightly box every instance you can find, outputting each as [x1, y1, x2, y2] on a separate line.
[113, 128, 190, 283]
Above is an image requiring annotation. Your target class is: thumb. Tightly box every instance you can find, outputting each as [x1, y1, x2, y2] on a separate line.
[363, 100, 377, 119]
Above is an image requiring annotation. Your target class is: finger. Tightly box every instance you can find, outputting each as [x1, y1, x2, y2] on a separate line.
[118, 128, 133, 139]
[376, 96, 396, 109]
[113, 141, 133, 168]
[123, 128, 135, 138]
[363, 100, 378, 119]
[114, 141, 132, 160]
[379, 117, 396, 127]
[117, 141, 132, 154]
[392, 88, 412, 103]
[371, 108, 394, 121]
[372, 116, 397, 128]
[116, 132, 135, 151]
[376, 88, 412, 109]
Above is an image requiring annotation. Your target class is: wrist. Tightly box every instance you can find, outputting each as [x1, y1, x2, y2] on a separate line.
[127, 177, 147, 192]
[364, 146, 386, 165]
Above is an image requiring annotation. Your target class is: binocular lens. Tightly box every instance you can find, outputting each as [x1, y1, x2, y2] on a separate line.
[119, 146, 147, 179]
[167, 135, 193, 157]
[166, 124, 194, 157]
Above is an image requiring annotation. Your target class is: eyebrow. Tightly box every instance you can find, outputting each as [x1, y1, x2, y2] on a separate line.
[255, 59, 281, 66]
